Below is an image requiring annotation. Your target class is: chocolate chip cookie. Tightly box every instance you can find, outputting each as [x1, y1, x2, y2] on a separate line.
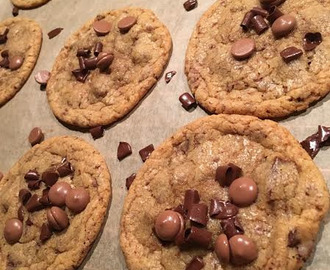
[0, 17, 42, 106]
[11, 0, 49, 9]
[120, 114, 329, 269]
[0, 136, 111, 269]
[185, 0, 330, 118]
[47, 8, 172, 128]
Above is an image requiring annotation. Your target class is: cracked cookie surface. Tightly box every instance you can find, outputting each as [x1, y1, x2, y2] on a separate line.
[47, 7, 172, 128]
[120, 114, 329, 270]
[185, 0, 330, 118]
[0, 17, 42, 106]
[0, 136, 111, 270]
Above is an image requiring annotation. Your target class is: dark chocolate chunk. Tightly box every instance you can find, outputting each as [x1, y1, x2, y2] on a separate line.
[84, 57, 98, 70]
[266, 6, 284, 24]
[94, 42, 103, 56]
[251, 15, 269, 35]
[17, 206, 24, 221]
[28, 127, 44, 146]
[184, 226, 212, 248]
[186, 256, 205, 270]
[215, 163, 242, 187]
[0, 56, 9, 68]
[139, 144, 155, 162]
[183, 189, 200, 213]
[47, 27, 63, 39]
[0, 28, 9, 44]
[24, 170, 40, 181]
[26, 218, 33, 226]
[57, 161, 74, 177]
[72, 69, 89, 83]
[179, 93, 196, 110]
[126, 173, 136, 190]
[78, 56, 86, 70]
[183, 0, 198, 11]
[188, 203, 208, 226]
[18, 189, 31, 205]
[41, 169, 59, 186]
[40, 223, 52, 242]
[240, 11, 254, 31]
[25, 194, 44, 212]
[9, 55, 24, 70]
[209, 199, 238, 219]
[173, 204, 185, 216]
[76, 48, 91, 57]
[220, 216, 244, 239]
[39, 188, 51, 206]
[288, 229, 300, 247]
[303, 32, 322, 51]
[318, 125, 330, 144]
[280, 47, 303, 63]
[251, 7, 269, 17]
[27, 180, 41, 190]
[300, 132, 320, 159]
[12, 7, 19, 17]
[165, 71, 176, 83]
[89, 126, 104, 140]
[117, 142, 132, 161]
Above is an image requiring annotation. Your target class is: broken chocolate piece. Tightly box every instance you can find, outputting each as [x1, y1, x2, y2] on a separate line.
[303, 32, 322, 51]
[280, 47, 303, 63]
[139, 144, 154, 162]
[40, 223, 52, 242]
[188, 203, 208, 226]
[209, 199, 238, 219]
[240, 11, 254, 31]
[220, 216, 244, 239]
[18, 189, 31, 205]
[94, 42, 103, 56]
[179, 93, 196, 110]
[0, 28, 9, 44]
[12, 7, 19, 17]
[41, 169, 59, 186]
[251, 7, 269, 17]
[215, 163, 242, 187]
[165, 71, 177, 83]
[288, 229, 300, 247]
[300, 132, 320, 159]
[72, 69, 89, 83]
[27, 180, 41, 190]
[184, 226, 212, 248]
[24, 170, 40, 181]
[57, 161, 74, 177]
[89, 126, 104, 140]
[251, 15, 269, 35]
[77, 48, 91, 57]
[183, 189, 200, 213]
[47, 27, 63, 39]
[126, 173, 136, 190]
[266, 6, 284, 24]
[25, 194, 44, 212]
[117, 142, 132, 161]
[186, 256, 205, 270]
[183, 0, 198, 11]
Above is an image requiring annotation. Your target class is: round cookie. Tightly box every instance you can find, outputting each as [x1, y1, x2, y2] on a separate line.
[11, 0, 49, 9]
[185, 0, 330, 118]
[120, 114, 329, 269]
[47, 8, 172, 128]
[0, 136, 111, 269]
[0, 17, 42, 106]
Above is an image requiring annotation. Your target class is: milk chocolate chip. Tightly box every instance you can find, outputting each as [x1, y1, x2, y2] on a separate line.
[231, 38, 256, 60]
[4, 218, 23, 244]
[96, 52, 114, 71]
[34, 70, 50, 85]
[65, 187, 90, 213]
[215, 234, 230, 263]
[49, 182, 71, 206]
[229, 235, 258, 265]
[9, 56, 24, 70]
[229, 177, 258, 207]
[155, 210, 184, 241]
[271, 14, 296, 38]
[47, 206, 69, 231]
[93, 20, 111, 36]
[118, 16, 137, 33]
[266, 6, 284, 24]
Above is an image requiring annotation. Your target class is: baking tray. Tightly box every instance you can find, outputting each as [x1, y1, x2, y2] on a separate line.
[0, 0, 329, 269]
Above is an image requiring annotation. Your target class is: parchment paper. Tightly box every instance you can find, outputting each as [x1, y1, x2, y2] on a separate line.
[0, 0, 329, 269]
